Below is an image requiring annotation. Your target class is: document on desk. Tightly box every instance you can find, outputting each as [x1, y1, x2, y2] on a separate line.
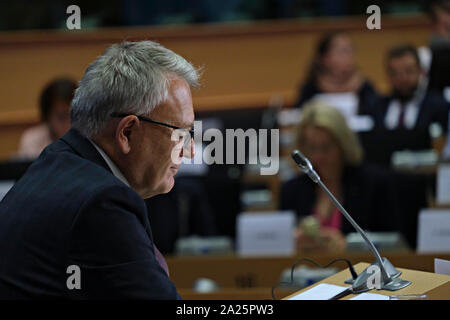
[350, 293, 389, 300]
[288, 283, 349, 300]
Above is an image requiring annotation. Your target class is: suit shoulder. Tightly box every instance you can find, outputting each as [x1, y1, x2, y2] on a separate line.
[40, 145, 126, 189]
[18, 144, 142, 212]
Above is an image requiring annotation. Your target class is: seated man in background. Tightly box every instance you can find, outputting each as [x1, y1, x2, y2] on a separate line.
[0, 40, 199, 299]
[372, 44, 449, 136]
[16, 77, 76, 159]
[280, 101, 397, 253]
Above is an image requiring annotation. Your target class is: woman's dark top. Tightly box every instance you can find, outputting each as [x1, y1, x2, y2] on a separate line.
[280, 164, 398, 235]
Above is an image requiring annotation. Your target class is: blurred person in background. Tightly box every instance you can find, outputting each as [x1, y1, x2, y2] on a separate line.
[16, 78, 76, 159]
[280, 101, 396, 253]
[372, 44, 449, 135]
[428, 0, 450, 46]
[418, 0, 450, 101]
[424, 1, 450, 158]
[293, 31, 380, 116]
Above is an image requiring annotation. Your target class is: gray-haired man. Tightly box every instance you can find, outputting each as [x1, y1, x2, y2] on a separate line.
[0, 41, 199, 299]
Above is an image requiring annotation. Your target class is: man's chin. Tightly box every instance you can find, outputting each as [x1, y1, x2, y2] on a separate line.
[158, 176, 175, 195]
[394, 88, 416, 102]
[165, 179, 175, 194]
[140, 175, 175, 199]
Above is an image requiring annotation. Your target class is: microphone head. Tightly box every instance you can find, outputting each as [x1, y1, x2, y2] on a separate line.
[291, 149, 308, 168]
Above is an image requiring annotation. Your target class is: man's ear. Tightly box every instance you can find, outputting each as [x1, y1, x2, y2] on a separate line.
[115, 115, 139, 154]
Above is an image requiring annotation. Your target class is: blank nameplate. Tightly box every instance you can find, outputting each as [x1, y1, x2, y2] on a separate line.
[435, 258, 450, 276]
[236, 211, 295, 257]
[417, 209, 450, 253]
[436, 164, 450, 205]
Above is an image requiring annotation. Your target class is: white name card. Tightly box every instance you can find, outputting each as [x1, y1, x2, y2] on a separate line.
[437, 164, 450, 205]
[236, 211, 295, 257]
[435, 258, 450, 276]
[417, 209, 450, 253]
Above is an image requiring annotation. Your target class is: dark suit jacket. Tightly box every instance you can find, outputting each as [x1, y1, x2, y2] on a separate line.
[371, 90, 449, 133]
[280, 165, 398, 235]
[0, 128, 180, 299]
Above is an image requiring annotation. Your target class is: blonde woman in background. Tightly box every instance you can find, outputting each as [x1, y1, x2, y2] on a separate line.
[280, 101, 396, 253]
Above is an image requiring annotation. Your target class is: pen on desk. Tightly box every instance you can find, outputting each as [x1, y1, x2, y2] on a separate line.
[389, 294, 427, 300]
[329, 288, 353, 300]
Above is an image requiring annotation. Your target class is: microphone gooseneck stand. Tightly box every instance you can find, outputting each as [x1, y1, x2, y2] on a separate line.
[291, 149, 411, 293]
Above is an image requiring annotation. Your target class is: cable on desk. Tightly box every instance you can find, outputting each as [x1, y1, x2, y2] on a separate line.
[271, 257, 358, 300]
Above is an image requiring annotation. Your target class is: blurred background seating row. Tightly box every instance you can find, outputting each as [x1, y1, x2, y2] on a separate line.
[1, 2, 450, 258]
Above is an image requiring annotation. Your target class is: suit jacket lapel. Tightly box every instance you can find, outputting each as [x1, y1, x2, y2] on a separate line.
[414, 94, 429, 129]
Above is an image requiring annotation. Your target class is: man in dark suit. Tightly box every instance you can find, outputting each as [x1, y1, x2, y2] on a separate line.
[372, 44, 449, 134]
[0, 41, 199, 299]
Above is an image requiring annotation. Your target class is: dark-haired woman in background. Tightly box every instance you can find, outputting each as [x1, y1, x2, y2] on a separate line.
[294, 32, 380, 116]
[281, 101, 397, 253]
[17, 78, 77, 159]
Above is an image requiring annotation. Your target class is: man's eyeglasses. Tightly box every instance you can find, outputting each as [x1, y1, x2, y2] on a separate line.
[110, 112, 194, 150]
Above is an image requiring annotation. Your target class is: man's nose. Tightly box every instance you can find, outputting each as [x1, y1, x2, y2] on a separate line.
[181, 139, 195, 159]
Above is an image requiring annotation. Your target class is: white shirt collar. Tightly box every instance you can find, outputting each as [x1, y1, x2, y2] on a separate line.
[88, 139, 130, 187]
[385, 78, 428, 130]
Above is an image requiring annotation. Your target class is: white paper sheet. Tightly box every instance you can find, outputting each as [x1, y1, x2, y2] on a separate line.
[350, 293, 389, 300]
[435, 258, 450, 275]
[313, 93, 358, 119]
[288, 283, 349, 300]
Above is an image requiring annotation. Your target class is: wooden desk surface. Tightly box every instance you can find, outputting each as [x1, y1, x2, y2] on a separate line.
[284, 262, 450, 300]
[167, 252, 450, 289]
[179, 287, 296, 300]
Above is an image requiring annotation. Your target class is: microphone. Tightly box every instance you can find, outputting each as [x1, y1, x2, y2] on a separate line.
[291, 150, 320, 183]
[291, 150, 411, 292]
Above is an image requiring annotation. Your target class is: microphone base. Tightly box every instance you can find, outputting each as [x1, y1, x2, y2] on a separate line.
[379, 277, 412, 291]
[344, 258, 402, 284]
[344, 258, 412, 293]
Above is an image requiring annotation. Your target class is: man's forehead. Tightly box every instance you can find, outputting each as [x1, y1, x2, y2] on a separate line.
[149, 78, 194, 127]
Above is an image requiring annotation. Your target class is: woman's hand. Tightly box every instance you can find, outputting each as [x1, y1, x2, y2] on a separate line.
[319, 227, 347, 252]
[295, 220, 347, 253]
